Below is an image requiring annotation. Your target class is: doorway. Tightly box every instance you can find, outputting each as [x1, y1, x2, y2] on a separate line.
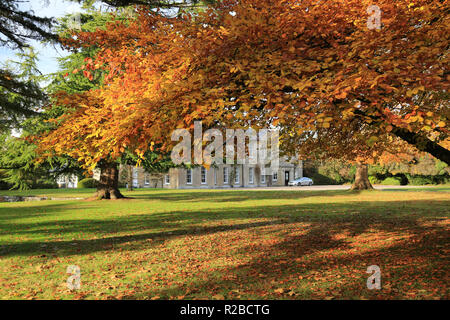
[284, 171, 290, 186]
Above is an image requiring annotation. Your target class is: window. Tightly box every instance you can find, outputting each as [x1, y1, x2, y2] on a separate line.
[164, 174, 170, 185]
[273, 171, 278, 182]
[261, 173, 266, 184]
[234, 166, 240, 184]
[201, 167, 207, 184]
[132, 167, 139, 188]
[223, 167, 229, 184]
[145, 174, 150, 185]
[249, 167, 254, 184]
[186, 169, 192, 184]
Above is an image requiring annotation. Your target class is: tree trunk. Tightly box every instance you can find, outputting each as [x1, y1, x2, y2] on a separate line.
[95, 163, 125, 199]
[351, 163, 373, 190]
[127, 165, 133, 191]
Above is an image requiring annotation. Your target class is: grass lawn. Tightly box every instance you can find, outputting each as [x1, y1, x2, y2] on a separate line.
[0, 187, 448, 300]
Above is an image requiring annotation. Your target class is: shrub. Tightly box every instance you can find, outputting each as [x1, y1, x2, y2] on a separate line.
[380, 177, 402, 185]
[408, 175, 434, 185]
[310, 173, 339, 185]
[78, 178, 98, 188]
[368, 165, 388, 176]
[369, 176, 382, 184]
[33, 182, 58, 189]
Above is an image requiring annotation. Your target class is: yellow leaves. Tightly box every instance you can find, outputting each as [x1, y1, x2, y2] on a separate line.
[406, 115, 424, 124]
[342, 108, 355, 119]
[437, 121, 446, 128]
[406, 86, 425, 97]
[274, 288, 285, 294]
[230, 66, 239, 73]
[219, 26, 230, 36]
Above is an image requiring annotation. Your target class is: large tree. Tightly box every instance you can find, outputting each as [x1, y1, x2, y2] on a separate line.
[0, 0, 57, 128]
[36, 2, 211, 198]
[36, 0, 449, 193]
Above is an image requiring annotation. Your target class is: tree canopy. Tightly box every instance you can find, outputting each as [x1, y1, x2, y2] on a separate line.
[36, 0, 449, 177]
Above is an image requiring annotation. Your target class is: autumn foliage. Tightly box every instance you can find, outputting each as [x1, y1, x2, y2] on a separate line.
[36, 0, 449, 173]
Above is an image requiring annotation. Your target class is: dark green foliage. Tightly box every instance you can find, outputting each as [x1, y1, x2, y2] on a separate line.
[309, 173, 341, 185]
[32, 180, 58, 189]
[407, 175, 433, 185]
[0, 171, 12, 190]
[0, 1, 57, 130]
[303, 159, 355, 185]
[0, 49, 45, 132]
[78, 178, 98, 188]
[0, 133, 83, 190]
[304, 156, 448, 186]
[406, 174, 450, 186]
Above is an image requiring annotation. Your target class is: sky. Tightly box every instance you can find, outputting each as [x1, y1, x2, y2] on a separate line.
[0, 0, 84, 77]
[1, 0, 183, 78]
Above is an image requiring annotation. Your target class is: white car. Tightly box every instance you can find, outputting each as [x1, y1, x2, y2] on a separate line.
[288, 177, 313, 186]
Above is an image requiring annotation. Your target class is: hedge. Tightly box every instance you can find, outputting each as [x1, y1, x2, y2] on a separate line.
[368, 176, 382, 184]
[380, 177, 402, 185]
[77, 178, 98, 189]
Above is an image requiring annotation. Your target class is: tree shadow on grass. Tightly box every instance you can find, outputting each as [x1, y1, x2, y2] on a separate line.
[0, 202, 91, 221]
[128, 189, 360, 203]
[0, 197, 447, 261]
[123, 214, 448, 300]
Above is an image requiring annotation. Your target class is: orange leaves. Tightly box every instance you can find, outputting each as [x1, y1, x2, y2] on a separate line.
[37, 0, 449, 168]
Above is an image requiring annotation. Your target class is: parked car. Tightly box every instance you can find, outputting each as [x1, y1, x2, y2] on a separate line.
[288, 177, 313, 186]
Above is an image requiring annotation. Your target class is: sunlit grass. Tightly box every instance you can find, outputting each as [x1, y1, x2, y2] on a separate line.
[0, 188, 448, 299]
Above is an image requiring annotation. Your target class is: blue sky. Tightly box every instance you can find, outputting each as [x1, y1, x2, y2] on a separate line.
[1, 1, 182, 77]
[0, 0, 84, 76]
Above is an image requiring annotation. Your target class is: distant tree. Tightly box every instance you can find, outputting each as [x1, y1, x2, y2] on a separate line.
[0, 0, 56, 127]
[0, 48, 45, 132]
[0, 0, 212, 130]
